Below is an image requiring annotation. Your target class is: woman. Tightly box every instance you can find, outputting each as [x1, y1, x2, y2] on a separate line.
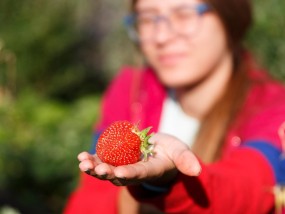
[64, 0, 285, 213]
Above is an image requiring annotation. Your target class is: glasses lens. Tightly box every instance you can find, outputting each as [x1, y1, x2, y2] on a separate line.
[136, 14, 157, 42]
[126, 4, 208, 43]
[171, 7, 199, 35]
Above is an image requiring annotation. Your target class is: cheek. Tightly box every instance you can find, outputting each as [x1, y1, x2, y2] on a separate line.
[180, 17, 230, 78]
[141, 45, 154, 62]
[197, 15, 229, 64]
[141, 47, 215, 87]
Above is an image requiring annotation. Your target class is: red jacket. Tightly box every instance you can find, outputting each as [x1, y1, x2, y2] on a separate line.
[64, 66, 285, 214]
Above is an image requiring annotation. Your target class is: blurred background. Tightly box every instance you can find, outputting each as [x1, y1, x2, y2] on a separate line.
[0, 0, 284, 213]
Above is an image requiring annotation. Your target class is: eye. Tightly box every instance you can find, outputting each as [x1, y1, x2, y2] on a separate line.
[173, 7, 196, 20]
[136, 14, 155, 26]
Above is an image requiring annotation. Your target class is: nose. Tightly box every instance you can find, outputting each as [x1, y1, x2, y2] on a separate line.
[152, 16, 174, 43]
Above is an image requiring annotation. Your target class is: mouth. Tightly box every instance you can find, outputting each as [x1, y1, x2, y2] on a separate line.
[157, 53, 186, 67]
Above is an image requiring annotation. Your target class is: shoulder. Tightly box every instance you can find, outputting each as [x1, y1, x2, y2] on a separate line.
[106, 66, 141, 90]
[100, 66, 143, 118]
[105, 66, 155, 93]
[237, 71, 285, 148]
[104, 65, 164, 101]
[96, 66, 161, 126]
[103, 66, 144, 100]
[247, 71, 285, 115]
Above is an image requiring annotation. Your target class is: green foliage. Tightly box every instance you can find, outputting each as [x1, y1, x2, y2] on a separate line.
[0, 92, 101, 213]
[247, 0, 285, 80]
[0, 0, 108, 99]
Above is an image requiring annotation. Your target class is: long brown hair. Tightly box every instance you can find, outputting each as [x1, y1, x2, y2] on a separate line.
[192, 0, 253, 163]
[130, 0, 254, 163]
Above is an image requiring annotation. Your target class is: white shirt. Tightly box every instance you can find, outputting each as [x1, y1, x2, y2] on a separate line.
[158, 94, 200, 148]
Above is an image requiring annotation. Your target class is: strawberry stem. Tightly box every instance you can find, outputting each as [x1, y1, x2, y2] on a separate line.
[138, 127, 153, 161]
[132, 124, 154, 162]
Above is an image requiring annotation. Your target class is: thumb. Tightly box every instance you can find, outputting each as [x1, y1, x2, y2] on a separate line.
[172, 148, 201, 176]
[150, 133, 202, 176]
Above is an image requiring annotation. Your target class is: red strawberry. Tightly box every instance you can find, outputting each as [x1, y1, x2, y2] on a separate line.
[96, 121, 153, 166]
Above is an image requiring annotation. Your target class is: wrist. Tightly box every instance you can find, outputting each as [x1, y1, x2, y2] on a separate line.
[141, 182, 170, 193]
[140, 170, 178, 193]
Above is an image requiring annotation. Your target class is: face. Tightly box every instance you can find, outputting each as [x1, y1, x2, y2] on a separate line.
[135, 0, 232, 89]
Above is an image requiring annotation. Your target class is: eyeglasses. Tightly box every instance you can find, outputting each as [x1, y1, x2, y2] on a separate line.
[124, 3, 210, 43]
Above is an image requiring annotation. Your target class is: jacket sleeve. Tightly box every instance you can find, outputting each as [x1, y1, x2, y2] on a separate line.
[128, 147, 275, 214]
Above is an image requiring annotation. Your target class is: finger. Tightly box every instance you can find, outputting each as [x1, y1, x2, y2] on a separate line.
[110, 177, 128, 186]
[91, 162, 121, 181]
[150, 133, 201, 176]
[79, 159, 95, 172]
[172, 149, 201, 176]
[84, 169, 98, 177]
[113, 154, 169, 180]
[84, 169, 110, 180]
[77, 151, 95, 161]
[113, 162, 148, 179]
[93, 154, 104, 164]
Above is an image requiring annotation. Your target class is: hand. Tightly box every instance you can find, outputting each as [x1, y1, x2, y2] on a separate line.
[78, 133, 201, 186]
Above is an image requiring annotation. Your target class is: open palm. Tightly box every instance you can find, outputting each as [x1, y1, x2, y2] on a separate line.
[78, 133, 201, 186]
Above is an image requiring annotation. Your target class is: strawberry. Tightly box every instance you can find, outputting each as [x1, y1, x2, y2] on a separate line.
[96, 121, 153, 166]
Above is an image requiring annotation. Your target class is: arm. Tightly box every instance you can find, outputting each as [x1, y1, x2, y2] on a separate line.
[128, 146, 276, 214]
[78, 131, 283, 214]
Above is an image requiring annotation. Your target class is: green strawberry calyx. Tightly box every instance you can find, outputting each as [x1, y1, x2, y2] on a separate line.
[132, 125, 154, 162]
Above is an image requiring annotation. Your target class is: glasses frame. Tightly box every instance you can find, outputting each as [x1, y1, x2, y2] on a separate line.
[124, 3, 210, 43]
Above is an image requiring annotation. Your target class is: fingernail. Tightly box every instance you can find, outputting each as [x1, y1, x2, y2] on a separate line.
[85, 169, 91, 175]
[116, 176, 126, 180]
[196, 166, 202, 176]
[99, 174, 108, 179]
